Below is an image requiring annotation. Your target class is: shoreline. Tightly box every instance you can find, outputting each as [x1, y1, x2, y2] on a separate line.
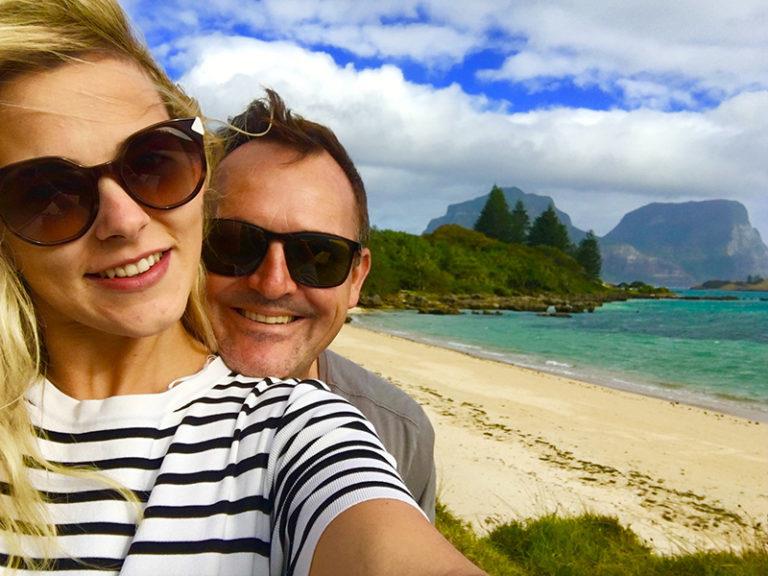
[348, 310, 768, 424]
[330, 323, 768, 554]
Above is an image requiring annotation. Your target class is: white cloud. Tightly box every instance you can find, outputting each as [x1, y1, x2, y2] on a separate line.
[175, 34, 768, 238]
[126, 0, 768, 112]
[473, 2, 768, 108]
[259, 0, 420, 27]
[126, 0, 477, 66]
[296, 23, 479, 63]
[616, 79, 696, 111]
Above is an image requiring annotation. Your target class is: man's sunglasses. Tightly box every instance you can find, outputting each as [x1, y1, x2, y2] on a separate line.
[203, 218, 362, 288]
[0, 117, 206, 246]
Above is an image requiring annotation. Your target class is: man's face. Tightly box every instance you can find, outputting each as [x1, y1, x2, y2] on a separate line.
[206, 140, 371, 378]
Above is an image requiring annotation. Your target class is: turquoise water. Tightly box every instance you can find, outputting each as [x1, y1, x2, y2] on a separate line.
[352, 291, 768, 421]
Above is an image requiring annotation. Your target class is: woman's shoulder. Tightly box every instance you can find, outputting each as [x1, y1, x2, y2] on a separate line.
[194, 356, 351, 423]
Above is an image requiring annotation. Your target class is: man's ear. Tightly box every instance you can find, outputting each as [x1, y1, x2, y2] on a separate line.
[347, 247, 371, 308]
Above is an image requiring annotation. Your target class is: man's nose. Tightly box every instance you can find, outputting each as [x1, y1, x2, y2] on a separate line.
[245, 241, 299, 299]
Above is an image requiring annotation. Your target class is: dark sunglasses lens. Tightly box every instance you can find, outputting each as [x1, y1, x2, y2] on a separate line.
[203, 220, 268, 276]
[0, 161, 95, 244]
[284, 235, 355, 288]
[121, 124, 204, 208]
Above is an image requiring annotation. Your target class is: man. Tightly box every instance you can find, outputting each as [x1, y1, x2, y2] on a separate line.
[204, 89, 436, 521]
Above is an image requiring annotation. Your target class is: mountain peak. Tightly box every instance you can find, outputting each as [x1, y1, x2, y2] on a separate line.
[424, 186, 587, 243]
[601, 199, 768, 286]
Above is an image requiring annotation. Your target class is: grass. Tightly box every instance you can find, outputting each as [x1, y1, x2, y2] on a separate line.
[435, 502, 526, 575]
[435, 502, 768, 576]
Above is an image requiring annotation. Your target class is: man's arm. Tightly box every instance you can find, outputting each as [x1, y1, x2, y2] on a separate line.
[311, 499, 485, 576]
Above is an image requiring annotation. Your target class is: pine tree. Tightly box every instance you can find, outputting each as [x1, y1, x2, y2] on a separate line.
[528, 204, 571, 252]
[576, 230, 602, 280]
[473, 185, 515, 242]
[509, 200, 530, 244]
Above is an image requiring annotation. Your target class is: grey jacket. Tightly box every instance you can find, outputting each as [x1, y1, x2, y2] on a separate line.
[318, 349, 436, 522]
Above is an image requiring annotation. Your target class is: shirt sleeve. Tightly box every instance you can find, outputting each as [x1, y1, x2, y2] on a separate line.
[267, 380, 421, 576]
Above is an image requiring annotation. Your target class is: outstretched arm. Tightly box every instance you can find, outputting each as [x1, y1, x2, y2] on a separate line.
[311, 499, 485, 576]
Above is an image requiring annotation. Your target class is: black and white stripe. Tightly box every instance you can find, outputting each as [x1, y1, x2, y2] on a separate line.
[1, 358, 417, 575]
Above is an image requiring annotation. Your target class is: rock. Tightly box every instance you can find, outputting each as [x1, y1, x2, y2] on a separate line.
[359, 294, 383, 308]
[417, 306, 461, 315]
[536, 311, 572, 318]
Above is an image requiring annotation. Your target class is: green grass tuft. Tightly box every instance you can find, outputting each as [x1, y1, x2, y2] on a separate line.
[436, 502, 526, 575]
[435, 502, 768, 576]
[651, 549, 768, 576]
[488, 513, 651, 575]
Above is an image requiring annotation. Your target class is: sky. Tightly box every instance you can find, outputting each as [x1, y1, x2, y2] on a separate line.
[123, 0, 768, 240]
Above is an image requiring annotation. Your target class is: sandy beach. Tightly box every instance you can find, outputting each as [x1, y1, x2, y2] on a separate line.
[330, 323, 768, 554]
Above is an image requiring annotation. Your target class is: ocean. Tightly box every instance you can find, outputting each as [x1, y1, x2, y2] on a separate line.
[351, 290, 768, 422]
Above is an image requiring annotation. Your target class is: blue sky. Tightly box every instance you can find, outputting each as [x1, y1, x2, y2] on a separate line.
[123, 1, 768, 241]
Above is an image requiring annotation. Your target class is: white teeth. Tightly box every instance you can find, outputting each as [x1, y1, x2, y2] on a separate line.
[241, 310, 294, 325]
[99, 252, 163, 279]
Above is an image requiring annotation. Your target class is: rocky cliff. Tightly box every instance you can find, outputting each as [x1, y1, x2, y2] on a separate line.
[600, 200, 768, 286]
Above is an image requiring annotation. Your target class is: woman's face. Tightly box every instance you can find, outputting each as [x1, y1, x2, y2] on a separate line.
[0, 57, 204, 341]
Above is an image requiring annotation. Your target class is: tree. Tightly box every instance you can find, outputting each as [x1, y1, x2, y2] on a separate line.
[528, 204, 571, 253]
[509, 200, 530, 244]
[473, 185, 515, 242]
[575, 230, 602, 280]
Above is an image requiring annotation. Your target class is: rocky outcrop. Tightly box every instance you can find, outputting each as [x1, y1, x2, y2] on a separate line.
[371, 291, 619, 314]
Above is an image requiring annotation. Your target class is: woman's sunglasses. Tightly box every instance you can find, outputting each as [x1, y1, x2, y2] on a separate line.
[203, 218, 362, 288]
[0, 117, 206, 246]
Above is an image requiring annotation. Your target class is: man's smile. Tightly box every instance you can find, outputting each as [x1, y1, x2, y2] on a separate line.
[238, 309, 298, 325]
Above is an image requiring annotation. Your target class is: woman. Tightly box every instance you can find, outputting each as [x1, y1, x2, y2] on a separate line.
[0, 1, 483, 574]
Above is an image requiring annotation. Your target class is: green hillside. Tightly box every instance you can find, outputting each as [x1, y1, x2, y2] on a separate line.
[363, 225, 606, 299]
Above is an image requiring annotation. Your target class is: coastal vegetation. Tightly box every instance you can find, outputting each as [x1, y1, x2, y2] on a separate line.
[473, 185, 602, 281]
[473, 185, 521, 244]
[436, 503, 768, 576]
[361, 185, 617, 313]
[363, 224, 604, 299]
[361, 221, 666, 313]
[575, 231, 602, 281]
[526, 204, 572, 254]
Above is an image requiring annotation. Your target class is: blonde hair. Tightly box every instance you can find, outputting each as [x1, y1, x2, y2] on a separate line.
[0, 0, 215, 568]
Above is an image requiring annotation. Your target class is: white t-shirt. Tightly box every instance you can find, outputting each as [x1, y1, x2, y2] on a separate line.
[3, 357, 416, 575]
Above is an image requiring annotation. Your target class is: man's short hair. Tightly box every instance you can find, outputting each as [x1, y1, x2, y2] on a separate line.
[216, 89, 370, 244]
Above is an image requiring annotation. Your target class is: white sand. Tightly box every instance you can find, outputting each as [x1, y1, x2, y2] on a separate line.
[330, 324, 768, 554]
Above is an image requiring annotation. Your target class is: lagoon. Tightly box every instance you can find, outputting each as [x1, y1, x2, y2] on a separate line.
[352, 290, 768, 421]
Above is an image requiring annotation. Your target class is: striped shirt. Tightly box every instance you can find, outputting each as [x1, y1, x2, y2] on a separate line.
[2, 357, 416, 575]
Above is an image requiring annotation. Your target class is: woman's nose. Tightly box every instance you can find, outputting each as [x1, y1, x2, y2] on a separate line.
[91, 176, 150, 241]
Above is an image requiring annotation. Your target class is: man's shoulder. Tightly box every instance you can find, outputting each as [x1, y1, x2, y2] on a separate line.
[319, 349, 430, 431]
[318, 350, 436, 522]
